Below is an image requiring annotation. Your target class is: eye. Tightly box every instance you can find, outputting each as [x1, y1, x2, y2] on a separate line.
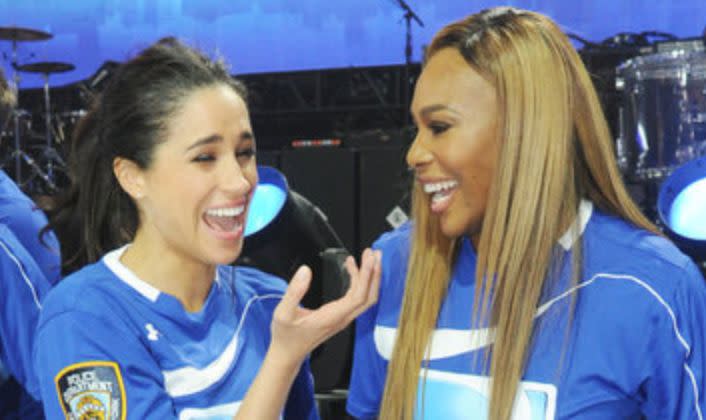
[429, 122, 450, 135]
[236, 147, 256, 160]
[192, 153, 215, 163]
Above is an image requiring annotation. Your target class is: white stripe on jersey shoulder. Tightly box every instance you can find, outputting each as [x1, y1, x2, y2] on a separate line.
[178, 401, 240, 420]
[178, 401, 284, 420]
[374, 326, 495, 360]
[163, 293, 284, 398]
[103, 245, 160, 302]
[375, 272, 703, 420]
[557, 199, 593, 251]
[0, 230, 42, 309]
[374, 200, 594, 361]
[538, 272, 702, 420]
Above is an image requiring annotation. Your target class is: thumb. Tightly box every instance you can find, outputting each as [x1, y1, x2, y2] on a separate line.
[277, 265, 312, 319]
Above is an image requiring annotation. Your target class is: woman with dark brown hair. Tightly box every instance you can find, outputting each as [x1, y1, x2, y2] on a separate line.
[34, 38, 380, 420]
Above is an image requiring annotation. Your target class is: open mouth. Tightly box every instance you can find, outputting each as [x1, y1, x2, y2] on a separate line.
[423, 180, 458, 212]
[203, 205, 246, 237]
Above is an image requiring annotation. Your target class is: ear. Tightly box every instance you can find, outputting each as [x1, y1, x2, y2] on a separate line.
[113, 157, 146, 200]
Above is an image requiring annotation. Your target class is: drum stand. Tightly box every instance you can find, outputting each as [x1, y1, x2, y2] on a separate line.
[39, 71, 64, 188]
[2, 39, 57, 191]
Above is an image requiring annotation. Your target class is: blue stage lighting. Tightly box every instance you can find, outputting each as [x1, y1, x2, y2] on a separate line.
[658, 157, 706, 261]
[244, 166, 288, 237]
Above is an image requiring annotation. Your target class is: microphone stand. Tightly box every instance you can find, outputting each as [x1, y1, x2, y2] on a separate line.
[393, 0, 424, 126]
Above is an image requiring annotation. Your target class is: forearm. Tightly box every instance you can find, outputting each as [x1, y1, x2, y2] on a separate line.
[233, 345, 302, 420]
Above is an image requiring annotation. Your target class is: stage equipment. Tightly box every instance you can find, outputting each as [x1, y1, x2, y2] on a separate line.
[16, 61, 75, 191]
[616, 49, 706, 181]
[657, 157, 706, 263]
[238, 165, 354, 392]
[0, 26, 52, 185]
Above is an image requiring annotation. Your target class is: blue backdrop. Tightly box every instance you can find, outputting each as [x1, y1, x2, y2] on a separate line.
[1, 0, 705, 89]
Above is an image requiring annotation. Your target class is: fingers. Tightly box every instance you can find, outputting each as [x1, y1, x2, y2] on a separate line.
[276, 265, 312, 321]
[339, 248, 381, 323]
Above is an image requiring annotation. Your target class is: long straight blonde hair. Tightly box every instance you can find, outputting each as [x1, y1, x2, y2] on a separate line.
[379, 8, 658, 420]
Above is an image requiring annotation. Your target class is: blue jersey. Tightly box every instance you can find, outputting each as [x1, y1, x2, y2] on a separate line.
[34, 246, 318, 420]
[0, 169, 61, 286]
[347, 201, 706, 419]
[0, 170, 59, 418]
[0, 224, 53, 398]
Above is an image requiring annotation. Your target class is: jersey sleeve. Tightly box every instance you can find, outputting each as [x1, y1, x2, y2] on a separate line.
[34, 310, 177, 420]
[346, 301, 385, 419]
[640, 261, 706, 419]
[0, 226, 52, 398]
[347, 235, 396, 419]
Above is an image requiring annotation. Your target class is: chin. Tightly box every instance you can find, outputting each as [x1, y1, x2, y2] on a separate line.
[440, 214, 481, 242]
[208, 243, 243, 266]
[439, 222, 465, 240]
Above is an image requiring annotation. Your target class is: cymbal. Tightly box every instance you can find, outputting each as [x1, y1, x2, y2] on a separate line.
[0, 26, 52, 42]
[16, 61, 75, 74]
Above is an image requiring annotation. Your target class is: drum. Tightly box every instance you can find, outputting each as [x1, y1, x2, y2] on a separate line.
[616, 49, 706, 181]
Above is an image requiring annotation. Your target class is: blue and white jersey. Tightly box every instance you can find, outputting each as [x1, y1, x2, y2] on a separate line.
[34, 246, 318, 420]
[0, 169, 61, 286]
[347, 201, 706, 419]
[0, 224, 52, 398]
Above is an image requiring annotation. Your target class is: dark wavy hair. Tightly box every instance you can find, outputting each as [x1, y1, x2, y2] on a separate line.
[44, 37, 248, 275]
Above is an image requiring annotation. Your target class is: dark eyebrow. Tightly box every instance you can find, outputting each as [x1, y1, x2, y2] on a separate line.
[185, 131, 255, 152]
[185, 134, 222, 152]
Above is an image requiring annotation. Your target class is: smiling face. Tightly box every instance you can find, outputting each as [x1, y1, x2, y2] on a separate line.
[407, 48, 500, 244]
[129, 83, 258, 267]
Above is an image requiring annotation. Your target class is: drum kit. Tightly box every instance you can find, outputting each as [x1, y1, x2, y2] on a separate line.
[0, 26, 76, 193]
[616, 47, 706, 182]
[616, 43, 706, 264]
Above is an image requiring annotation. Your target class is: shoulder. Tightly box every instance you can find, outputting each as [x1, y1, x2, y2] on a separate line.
[0, 225, 32, 265]
[366, 222, 414, 326]
[0, 223, 51, 299]
[584, 210, 703, 293]
[574, 209, 706, 335]
[0, 172, 36, 220]
[372, 221, 412, 283]
[372, 221, 412, 254]
[39, 261, 124, 325]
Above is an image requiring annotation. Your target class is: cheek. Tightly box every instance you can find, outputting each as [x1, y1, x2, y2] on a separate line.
[244, 162, 258, 191]
[456, 158, 495, 212]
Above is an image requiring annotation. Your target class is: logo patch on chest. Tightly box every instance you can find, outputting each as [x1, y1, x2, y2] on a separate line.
[55, 361, 126, 420]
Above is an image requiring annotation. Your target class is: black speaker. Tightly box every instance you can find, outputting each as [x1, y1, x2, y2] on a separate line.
[255, 149, 281, 169]
[358, 146, 411, 250]
[280, 147, 357, 255]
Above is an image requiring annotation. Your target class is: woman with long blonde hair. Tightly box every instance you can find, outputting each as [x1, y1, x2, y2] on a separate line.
[346, 7, 706, 419]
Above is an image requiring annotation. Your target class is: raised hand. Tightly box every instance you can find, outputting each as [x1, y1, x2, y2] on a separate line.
[234, 249, 381, 419]
[270, 248, 382, 364]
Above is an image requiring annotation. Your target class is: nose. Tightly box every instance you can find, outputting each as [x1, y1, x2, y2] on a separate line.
[220, 158, 255, 196]
[406, 132, 433, 171]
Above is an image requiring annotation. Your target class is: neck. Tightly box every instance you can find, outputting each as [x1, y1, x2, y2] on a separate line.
[121, 230, 216, 313]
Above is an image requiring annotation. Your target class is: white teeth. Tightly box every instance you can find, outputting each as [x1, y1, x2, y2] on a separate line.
[206, 206, 245, 217]
[423, 180, 458, 194]
[431, 190, 453, 203]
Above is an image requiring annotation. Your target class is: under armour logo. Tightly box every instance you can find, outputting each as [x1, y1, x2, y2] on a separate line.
[145, 323, 160, 341]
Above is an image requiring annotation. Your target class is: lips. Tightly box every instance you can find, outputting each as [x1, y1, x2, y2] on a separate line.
[203, 205, 245, 237]
[421, 179, 458, 213]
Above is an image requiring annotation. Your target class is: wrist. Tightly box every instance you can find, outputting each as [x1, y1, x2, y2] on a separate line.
[264, 343, 304, 375]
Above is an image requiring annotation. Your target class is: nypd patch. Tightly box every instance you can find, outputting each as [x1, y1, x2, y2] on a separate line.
[55, 361, 126, 420]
